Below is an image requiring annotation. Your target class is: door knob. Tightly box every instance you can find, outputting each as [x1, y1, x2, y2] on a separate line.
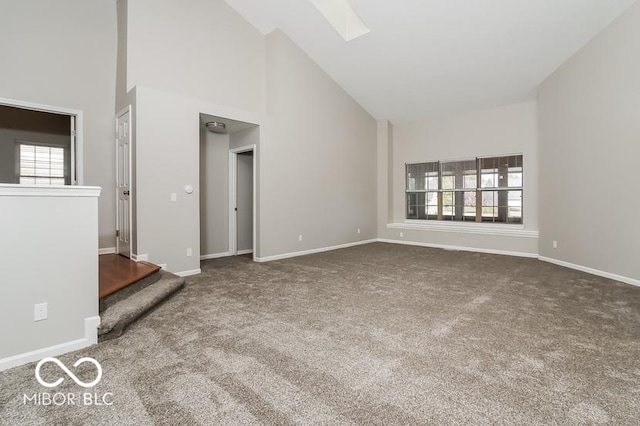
[123, 190, 130, 195]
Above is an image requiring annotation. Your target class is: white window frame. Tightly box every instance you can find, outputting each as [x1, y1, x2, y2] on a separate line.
[15, 141, 69, 185]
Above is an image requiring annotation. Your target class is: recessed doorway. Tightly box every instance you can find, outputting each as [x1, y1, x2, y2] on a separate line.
[199, 113, 258, 261]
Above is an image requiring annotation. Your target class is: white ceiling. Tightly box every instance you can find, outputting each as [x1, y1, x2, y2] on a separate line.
[224, 0, 637, 122]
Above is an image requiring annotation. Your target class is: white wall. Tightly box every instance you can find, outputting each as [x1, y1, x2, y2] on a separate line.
[376, 120, 394, 233]
[127, 0, 265, 113]
[538, 2, 640, 281]
[261, 30, 377, 258]
[134, 86, 263, 273]
[200, 125, 260, 258]
[0, 185, 100, 368]
[0, 0, 117, 248]
[119, 0, 265, 272]
[378, 101, 539, 255]
[123, 1, 376, 270]
[230, 126, 260, 150]
[200, 129, 230, 257]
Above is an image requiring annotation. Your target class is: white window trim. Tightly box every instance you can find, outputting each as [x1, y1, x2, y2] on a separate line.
[388, 221, 538, 238]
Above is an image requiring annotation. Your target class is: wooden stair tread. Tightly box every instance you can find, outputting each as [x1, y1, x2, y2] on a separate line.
[99, 254, 161, 299]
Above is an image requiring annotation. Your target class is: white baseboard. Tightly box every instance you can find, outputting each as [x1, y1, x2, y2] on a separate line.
[175, 268, 201, 277]
[200, 251, 231, 260]
[376, 238, 538, 259]
[98, 247, 116, 255]
[131, 253, 149, 262]
[255, 239, 378, 263]
[0, 316, 101, 372]
[237, 249, 253, 255]
[539, 256, 640, 288]
[377, 239, 638, 287]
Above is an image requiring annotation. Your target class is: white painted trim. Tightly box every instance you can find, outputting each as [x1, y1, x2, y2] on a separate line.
[377, 238, 538, 259]
[84, 316, 100, 346]
[200, 251, 232, 260]
[98, 247, 116, 255]
[0, 316, 100, 372]
[0, 97, 84, 185]
[0, 184, 101, 197]
[539, 256, 640, 288]
[175, 269, 201, 277]
[388, 222, 539, 238]
[237, 249, 253, 255]
[131, 253, 149, 262]
[255, 239, 377, 262]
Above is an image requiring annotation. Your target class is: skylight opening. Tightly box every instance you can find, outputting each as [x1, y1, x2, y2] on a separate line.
[310, 0, 370, 42]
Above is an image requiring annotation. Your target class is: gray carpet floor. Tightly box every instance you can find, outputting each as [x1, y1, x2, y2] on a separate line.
[1, 242, 639, 425]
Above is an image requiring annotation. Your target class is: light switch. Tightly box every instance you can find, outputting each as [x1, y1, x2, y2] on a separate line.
[170, 193, 177, 202]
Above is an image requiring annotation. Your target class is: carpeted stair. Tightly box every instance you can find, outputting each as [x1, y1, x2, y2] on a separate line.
[98, 270, 185, 341]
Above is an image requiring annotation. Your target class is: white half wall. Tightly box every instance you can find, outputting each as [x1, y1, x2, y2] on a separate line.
[0, 185, 101, 369]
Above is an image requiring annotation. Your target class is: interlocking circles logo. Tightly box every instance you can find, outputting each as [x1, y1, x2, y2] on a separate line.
[23, 357, 113, 406]
[36, 357, 103, 388]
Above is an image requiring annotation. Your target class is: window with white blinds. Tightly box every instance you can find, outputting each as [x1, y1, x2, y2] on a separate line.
[19, 144, 66, 185]
[406, 155, 523, 224]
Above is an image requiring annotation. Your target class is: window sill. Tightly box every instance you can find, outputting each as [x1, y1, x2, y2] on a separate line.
[387, 221, 539, 238]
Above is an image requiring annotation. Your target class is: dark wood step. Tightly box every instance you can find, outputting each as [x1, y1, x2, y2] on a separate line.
[99, 254, 161, 299]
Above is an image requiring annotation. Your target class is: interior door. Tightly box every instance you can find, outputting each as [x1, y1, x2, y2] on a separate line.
[236, 152, 253, 254]
[116, 109, 131, 258]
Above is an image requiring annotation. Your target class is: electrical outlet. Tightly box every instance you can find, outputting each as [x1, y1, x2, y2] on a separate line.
[400, 232, 404, 238]
[552, 241, 558, 249]
[170, 193, 177, 202]
[357, 228, 361, 234]
[298, 235, 303, 242]
[34, 303, 48, 321]
[186, 248, 193, 257]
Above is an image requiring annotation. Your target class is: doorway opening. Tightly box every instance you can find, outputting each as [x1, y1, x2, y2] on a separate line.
[0, 97, 82, 185]
[229, 148, 254, 256]
[199, 113, 258, 261]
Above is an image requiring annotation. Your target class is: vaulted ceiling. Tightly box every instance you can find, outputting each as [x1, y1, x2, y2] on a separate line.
[225, 0, 637, 122]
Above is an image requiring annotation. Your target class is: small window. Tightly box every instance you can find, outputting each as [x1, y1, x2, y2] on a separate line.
[19, 143, 66, 185]
[406, 155, 523, 224]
